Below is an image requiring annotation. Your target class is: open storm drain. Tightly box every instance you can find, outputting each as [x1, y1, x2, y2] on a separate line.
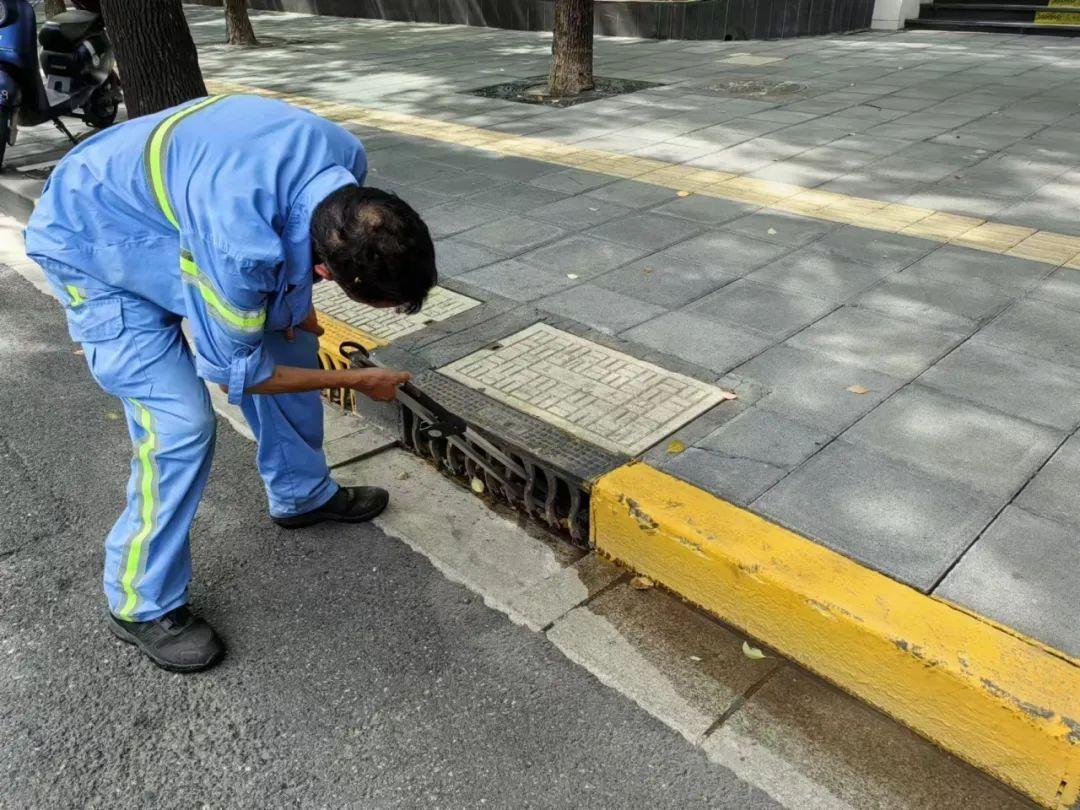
[696, 79, 808, 101]
[340, 324, 733, 548]
[468, 75, 662, 108]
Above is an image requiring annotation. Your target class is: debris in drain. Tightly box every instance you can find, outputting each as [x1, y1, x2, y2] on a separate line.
[470, 477, 485, 494]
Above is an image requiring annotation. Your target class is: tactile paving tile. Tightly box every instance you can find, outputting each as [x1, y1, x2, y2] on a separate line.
[312, 282, 480, 342]
[438, 323, 733, 456]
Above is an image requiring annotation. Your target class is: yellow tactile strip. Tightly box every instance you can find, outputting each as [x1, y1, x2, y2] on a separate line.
[208, 79, 1080, 270]
[1036, 0, 1080, 25]
[593, 462, 1080, 810]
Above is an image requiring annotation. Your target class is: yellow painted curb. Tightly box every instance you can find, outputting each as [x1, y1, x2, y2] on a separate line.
[591, 462, 1080, 809]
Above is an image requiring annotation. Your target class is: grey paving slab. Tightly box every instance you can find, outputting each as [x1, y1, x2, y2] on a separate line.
[812, 227, 936, 273]
[705, 667, 1033, 810]
[517, 234, 650, 278]
[457, 215, 568, 255]
[528, 168, 616, 194]
[584, 179, 681, 209]
[919, 340, 1080, 433]
[466, 182, 571, 214]
[852, 273, 1013, 333]
[977, 299, 1080, 372]
[623, 311, 773, 374]
[415, 170, 511, 198]
[1016, 433, 1080, 531]
[657, 409, 831, 505]
[843, 385, 1062, 498]
[458, 259, 578, 302]
[746, 245, 888, 303]
[658, 447, 792, 506]
[422, 200, 506, 238]
[526, 195, 632, 230]
[735, 346, 906, 434]
[548, 584, 776, 742]
[663, 231, 795, 275]
[900, 245, 1050, 293]
[754, 441, 1000, 590]
[719, 210, 839, 247]
[650, 195, 755, 226]
[593, 255, 738, 309]
[368, 158, 458, 185]
[585, 212, 704, 252]
[699, 408, 831, 468]
[936, 506, 1079, 658]
[1029, 266, 1080, 313]
[686, 279, 834, 339]
[787, 306, 961, 377]
[537, 284, 666, 335]
[434, 237, 503, 277]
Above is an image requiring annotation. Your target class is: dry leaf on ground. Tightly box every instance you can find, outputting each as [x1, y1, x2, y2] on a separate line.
[630, 575, 655, 590]
[847, 385, 869, 395]
[666, 439, 686, 454]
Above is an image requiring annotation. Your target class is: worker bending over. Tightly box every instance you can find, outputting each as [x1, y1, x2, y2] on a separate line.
[25, 94, 437, 673]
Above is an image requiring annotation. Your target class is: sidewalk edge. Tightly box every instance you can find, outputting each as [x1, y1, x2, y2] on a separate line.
[591, 461, 1080, 809]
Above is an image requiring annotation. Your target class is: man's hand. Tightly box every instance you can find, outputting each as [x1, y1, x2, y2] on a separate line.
[342, 368, 411, 402]
[285, 307, 325, 341]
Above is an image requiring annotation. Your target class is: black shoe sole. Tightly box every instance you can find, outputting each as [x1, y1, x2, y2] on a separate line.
[107, 618, 225, 674]
[272, 490, 390, 530]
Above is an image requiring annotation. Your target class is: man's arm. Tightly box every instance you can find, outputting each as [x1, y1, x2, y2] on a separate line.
[224, 365, 410, 402]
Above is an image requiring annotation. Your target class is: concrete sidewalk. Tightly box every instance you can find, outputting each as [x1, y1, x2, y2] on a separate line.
[2, 6, 1077, 805]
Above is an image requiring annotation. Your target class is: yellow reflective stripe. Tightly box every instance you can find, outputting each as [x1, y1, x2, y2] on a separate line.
[65, 285, 86, 306]
[179, 251, 266, 332]
[145, 95, 229, 228]
[118, 399, 158, 620]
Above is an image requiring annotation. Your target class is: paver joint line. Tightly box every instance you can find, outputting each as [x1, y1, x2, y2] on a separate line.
[207, 79, 1080, 272]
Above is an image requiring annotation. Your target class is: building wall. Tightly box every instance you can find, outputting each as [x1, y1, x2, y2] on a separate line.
[192, 0, 875, 40]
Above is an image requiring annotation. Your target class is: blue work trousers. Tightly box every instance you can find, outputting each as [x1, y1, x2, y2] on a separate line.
[59, 288, 336, 621]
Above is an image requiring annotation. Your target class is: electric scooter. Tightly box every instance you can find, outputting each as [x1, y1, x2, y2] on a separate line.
[0, 0, 121, 168]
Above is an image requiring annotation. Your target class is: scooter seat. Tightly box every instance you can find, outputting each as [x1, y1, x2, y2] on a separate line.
[39, 10, 101, 50]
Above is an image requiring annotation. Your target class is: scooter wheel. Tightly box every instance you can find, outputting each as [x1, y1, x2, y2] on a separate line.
[83, 73, 121, 129]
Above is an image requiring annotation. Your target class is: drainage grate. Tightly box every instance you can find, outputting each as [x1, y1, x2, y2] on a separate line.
[346, 344, 626, 548]
[468, 75, 662, 108]
[695, 79, 808, 101]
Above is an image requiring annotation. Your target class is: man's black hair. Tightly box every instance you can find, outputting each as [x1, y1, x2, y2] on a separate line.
[311, 185, 437, 315]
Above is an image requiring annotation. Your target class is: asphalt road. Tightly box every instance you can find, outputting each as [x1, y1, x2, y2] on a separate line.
[0, 264, 778, 809]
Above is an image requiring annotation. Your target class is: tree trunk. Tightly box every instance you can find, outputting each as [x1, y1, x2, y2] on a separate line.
[224, 0, 258, 46]
[43, 0, 67, 18]
[99, 0, 206, 118]
[548, 0, 594, 97]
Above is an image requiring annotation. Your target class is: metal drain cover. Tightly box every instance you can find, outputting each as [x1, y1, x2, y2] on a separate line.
[312, 283, 479, 342]
[438, 324, 732, 456]
[698, 79, 807, 100]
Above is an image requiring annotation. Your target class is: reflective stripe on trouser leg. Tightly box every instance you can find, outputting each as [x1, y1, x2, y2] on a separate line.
[101, 320, 217, 622]
[115, 398, 160, 619]
[239, 329, 337, 518]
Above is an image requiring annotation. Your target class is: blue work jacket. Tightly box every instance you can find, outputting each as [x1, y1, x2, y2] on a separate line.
[25, 94, 367, 404]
